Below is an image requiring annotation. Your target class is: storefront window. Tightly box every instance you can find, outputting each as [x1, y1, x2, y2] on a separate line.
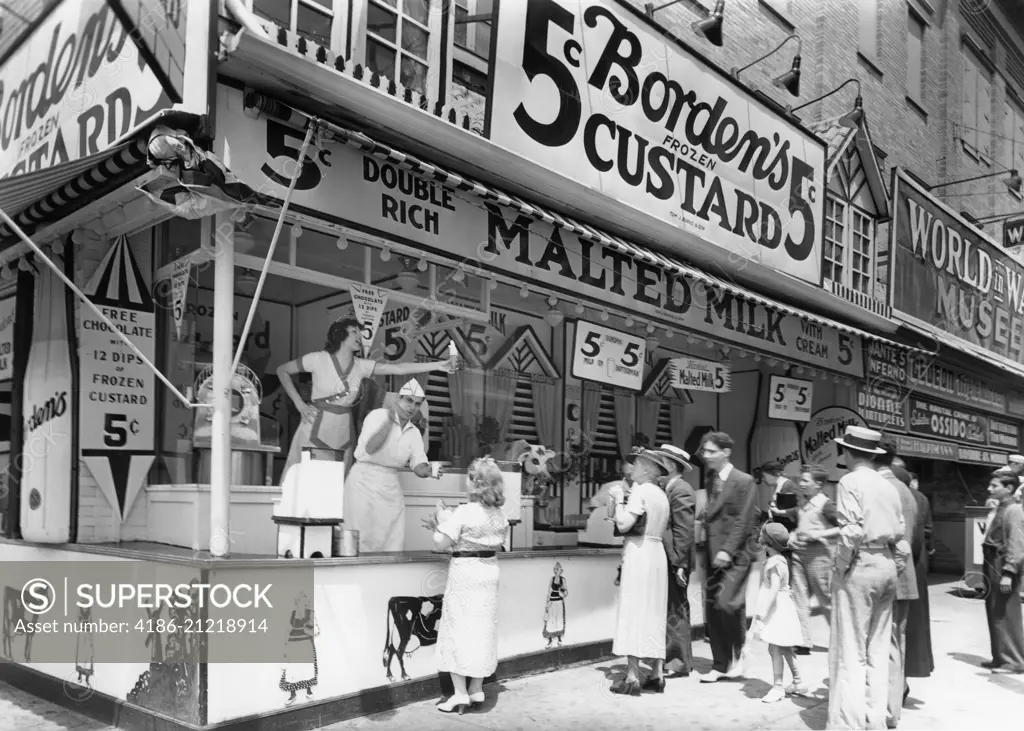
[850, 209, 874, 295]
[824, 197, 846, 283]
[366, 0, 432, 95]
[454, 0, 492, 56]
[251, 0, 336, 49]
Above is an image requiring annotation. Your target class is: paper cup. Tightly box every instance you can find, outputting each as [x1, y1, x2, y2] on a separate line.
[430, 461, 451, 478]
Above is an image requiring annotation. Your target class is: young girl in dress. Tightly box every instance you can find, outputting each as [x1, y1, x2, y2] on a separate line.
[752, 522, 807, 703]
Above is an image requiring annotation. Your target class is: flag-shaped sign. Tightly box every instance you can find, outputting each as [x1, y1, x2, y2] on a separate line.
[349, 284, 388, 358]
[79, 235, 156, 523]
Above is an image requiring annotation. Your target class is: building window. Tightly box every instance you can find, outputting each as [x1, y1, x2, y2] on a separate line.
[251, 0, 335, 49]
[824, 195, 876, 296]
[365, 0, 432, 96]
[906, 10, 925, 106]
[858, 0, 879, 62]
[824, 198, 847, 284]
[962, 45, 993, 162]
[850, 209, 873, 294]
[454, 0, 492, 58]
[1003, 95, 1024, 197]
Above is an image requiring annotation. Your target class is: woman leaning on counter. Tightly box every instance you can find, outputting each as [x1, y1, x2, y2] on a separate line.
[277, 318, 454, 474]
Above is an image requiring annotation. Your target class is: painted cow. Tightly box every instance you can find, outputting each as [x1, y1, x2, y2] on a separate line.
[383, 595, 443, 682]
[2, 586, 37, 661]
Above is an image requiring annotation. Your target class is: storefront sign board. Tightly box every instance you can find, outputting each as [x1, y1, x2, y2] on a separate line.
[957, 445, 1011, 466]
[893, 434, 957, 461]
[768, 375, 812, 421]
[890, 168, 1024, 367]
[800, 407, 867, 482]
[572, 320, 645, 391]
[987, 417, 1021, 451]
[79, 235, 155, 522]
[221, 86, 861, 378]
[349, 284, 388, 357]
[856, 381, 908, 432]
[489, 0, 826, 285]
[907, 396, 988, 446]
[0, 296, 15, 381]
[0, 0, 185, 177]
[1004, 215, 1024, 248]
[106, 0, 187, 103]
[670, 356, 730, 393]
[169, 257, 190, 340]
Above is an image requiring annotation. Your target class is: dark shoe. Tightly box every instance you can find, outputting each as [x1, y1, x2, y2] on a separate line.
[641, 677, 666, 693]
[611, 679, 642, 696]
[981, 660, 1002, 669]
[795, 647, 812, 656]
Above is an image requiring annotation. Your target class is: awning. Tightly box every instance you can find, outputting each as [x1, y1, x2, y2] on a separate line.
[0, 139, 149, 244]
[258, 101, 918, 353]
[896, 313, 1024, 382]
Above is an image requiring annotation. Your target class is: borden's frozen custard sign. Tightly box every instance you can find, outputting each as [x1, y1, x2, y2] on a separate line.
[0, 0, 174, 178]
[490, 0, 825, 284]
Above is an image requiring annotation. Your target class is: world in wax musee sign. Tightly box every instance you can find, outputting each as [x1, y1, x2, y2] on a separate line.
[488, 0, 826, 284]
[890, 168, 1024, 365]
[219, 85, 861, 378]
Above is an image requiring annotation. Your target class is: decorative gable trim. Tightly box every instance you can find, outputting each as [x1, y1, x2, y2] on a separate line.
[641, 359, 694, 404]
[486, 325, 560, 381]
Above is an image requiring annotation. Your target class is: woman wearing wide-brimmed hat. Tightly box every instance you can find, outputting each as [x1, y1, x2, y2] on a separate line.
[607, 449, 672, 695]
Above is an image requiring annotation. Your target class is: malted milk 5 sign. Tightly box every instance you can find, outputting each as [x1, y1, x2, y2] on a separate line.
[571, 321, 645, 390]
[768, 375, 813, 421]
[670, 356, 730, 392]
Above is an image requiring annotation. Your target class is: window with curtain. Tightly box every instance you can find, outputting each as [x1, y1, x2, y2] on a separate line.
[365, 0, 434, 97]
[422, 369, 452, 460]
[593, 391, 620, 457]
[656, 402, 673, 446]
[1003, 95, 1024, 199]
[250, 0, 336, 49]
[858, 0, 879, 62]
[506, 377, 540, 444]
[824, 195, 876, 296]
[962, 45, 993, 163]
[906, 10, 925, 106]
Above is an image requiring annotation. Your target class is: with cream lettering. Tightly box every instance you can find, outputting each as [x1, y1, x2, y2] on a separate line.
[489, 0, 826, 283]
[0, 0, 174, 177]
[218, 84, 860, 377]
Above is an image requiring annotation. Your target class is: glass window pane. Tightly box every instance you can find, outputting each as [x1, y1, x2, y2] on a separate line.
[368, 3, 398, 43]
[366, 39, 397, 78]
[297, 5, 332, 46]
[253, 0, 291, 27]
[401, 57, 428, 94]
[454, 6, 468, 47]
[474, 21, 491, 54]
[403, 0, 431, 25]
[401, 21, 429, 59]
[376, 0, 397, 6]
[306, 0, 332, 7]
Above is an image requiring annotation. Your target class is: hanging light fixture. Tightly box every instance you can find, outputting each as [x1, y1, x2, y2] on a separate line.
[488, 278, 499, 290]
[690, 0, 725, 46]
[336, 233, 349, 250]
[788, 78, 863, 129]
[545, 297, 564, 327]
[291, 224, 304, 239]
[664, 328, 673, 338]
[731, 35, 802, 97]
[646, 335, 660, 352]
[625, 316, 635, 327]
[687, 334, 696, 345]
[417, 257, 429, 272]
[646, 323, 656, 334]
[453, 269, 466, 283]
[574, 302, 585, 315]
[600, 309, 610, 321]
[380, 247, 391, 261]
[520, 284, 530, 298]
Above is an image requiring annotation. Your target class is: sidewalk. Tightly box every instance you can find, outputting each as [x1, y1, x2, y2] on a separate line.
[1, 578, 1021, 730]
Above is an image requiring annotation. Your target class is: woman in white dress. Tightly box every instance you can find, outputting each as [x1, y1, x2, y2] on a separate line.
[423, 457, 508, 714]
[607, 449, 671, 695]
[346, 378, 442, 552]
[277, 317, 453, 475]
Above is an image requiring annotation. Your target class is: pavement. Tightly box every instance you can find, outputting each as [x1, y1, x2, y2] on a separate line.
[1, 577, 1022, 730]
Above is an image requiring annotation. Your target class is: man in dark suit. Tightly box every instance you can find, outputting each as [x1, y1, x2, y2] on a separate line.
[657, 444, 697, 678]
[892, 463, 934, 692]
[697, 432, 759, 683]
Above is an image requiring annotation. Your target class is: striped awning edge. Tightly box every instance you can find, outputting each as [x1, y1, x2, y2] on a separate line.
[0, 138, 150, 242]
[288, 110, 916, 352]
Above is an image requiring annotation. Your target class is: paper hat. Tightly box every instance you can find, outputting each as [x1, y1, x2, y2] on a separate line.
[834, 425, 885, 455]
[398, 378, 426, 398]
[657, 444, 694, 472]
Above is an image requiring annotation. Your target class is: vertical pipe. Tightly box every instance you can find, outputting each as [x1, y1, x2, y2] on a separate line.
[210, 214, 234, 557]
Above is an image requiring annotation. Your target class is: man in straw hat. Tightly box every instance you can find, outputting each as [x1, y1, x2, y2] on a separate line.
[656, 444, 697, 678]
[697, 432, 759, 683]
[827, 426, 911, 731]
[345, 378, 443, 552]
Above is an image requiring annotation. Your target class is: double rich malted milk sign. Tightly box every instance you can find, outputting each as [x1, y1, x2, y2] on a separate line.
[489, 0, 827, 284]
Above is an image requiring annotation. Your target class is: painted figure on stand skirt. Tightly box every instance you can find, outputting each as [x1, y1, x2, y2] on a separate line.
[280, 592, 318, 706]
[543, 562, 568, 647]
[75, 605, 95, 687]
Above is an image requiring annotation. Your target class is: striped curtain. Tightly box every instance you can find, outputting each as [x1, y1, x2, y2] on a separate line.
[448, 368, 484, 459]
[614, 392, 637, 458]
[531, 380, 560, 450]
[581, 386, 603, 446]
[486, 371, 518, 445]
[670, 402, 687, 447]
[639, 397, 661, 446]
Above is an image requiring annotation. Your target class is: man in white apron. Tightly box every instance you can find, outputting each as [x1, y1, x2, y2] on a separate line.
[345, 379, 440, 552]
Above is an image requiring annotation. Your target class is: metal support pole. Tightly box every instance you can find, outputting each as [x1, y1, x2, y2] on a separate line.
[210, 213, 235, 557]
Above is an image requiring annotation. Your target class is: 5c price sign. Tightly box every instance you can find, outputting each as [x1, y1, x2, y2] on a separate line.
[571, 321, 645, 391]
[768, 375, 814, 422]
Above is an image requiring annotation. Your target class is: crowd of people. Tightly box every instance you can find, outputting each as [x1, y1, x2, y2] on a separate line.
[602, 426, 1024, 730]
[415, 426, 1024, 728]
